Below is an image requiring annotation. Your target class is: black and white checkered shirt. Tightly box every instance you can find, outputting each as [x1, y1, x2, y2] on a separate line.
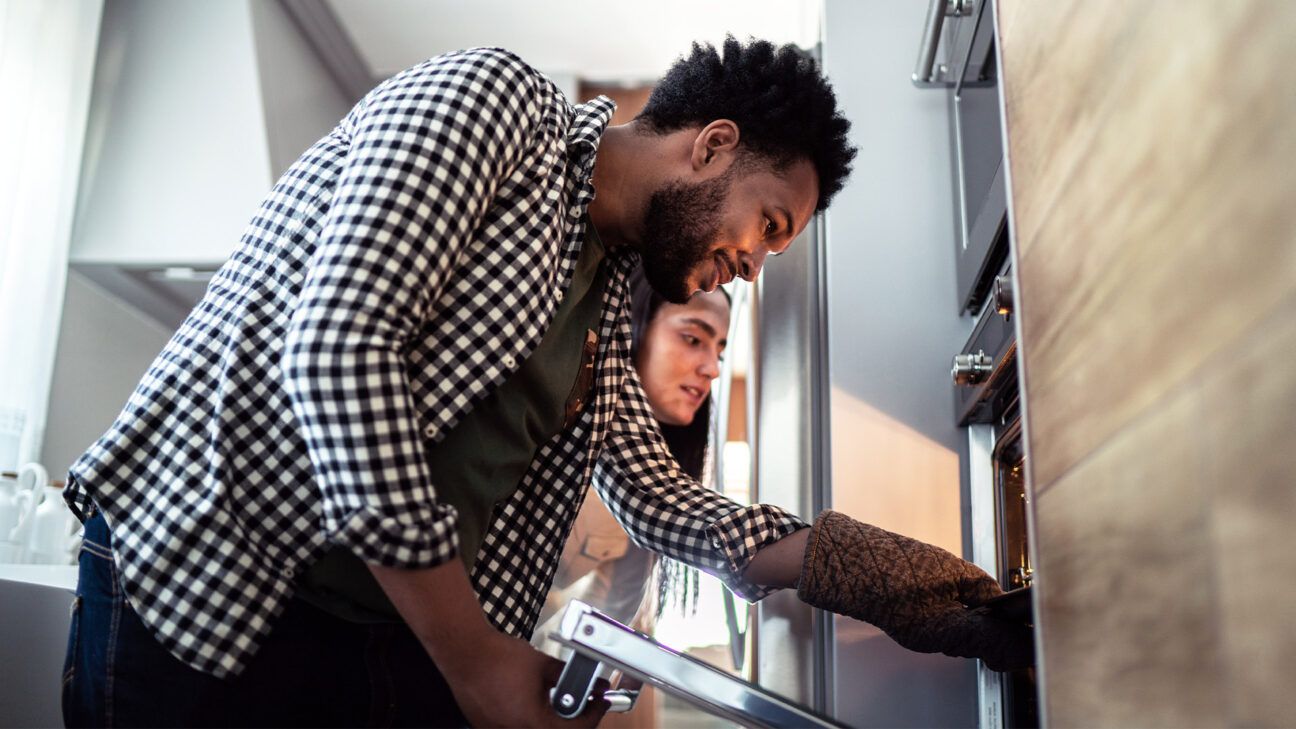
[67, 47, 806, 678]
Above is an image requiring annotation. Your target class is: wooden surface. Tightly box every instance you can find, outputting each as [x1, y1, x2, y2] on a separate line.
[998, 1, 1296, 725]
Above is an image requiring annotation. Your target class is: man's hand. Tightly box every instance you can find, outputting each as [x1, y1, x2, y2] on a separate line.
[369, 560, 608, 727]
[451, 629, 609, 728]
[795, 510, 1035, 671]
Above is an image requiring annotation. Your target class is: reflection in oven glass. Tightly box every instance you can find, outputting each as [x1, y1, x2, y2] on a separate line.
[993, 425, 1038, 728]
[998, 446, 1032, 590]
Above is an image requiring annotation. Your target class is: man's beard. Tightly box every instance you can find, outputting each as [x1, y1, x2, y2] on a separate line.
[639, 169, 734, 304]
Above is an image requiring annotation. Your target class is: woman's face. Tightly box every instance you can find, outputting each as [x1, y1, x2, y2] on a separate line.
[635, 289, 731, 426]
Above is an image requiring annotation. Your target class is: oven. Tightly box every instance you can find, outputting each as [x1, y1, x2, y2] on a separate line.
[914, 0, 1010, 315]
[956, 267, 1038, 729]
[914, 0, 1038, 726]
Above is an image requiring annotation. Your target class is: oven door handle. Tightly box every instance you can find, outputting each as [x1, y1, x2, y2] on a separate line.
[913, 0, 973, 87]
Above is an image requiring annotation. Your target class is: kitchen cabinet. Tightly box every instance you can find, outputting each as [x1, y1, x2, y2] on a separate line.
[0, 569, 76, 728]
[998, 1, 1296, 724]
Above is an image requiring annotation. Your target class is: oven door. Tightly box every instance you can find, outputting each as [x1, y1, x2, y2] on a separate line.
[912, 0, 1009, 313]
[989, 413, 1040, 729]
[550, 600, 845, 729]
[951, 0, 1009, 313]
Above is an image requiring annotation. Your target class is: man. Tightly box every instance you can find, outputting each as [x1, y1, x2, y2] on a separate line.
[63, 38, 1030, 727]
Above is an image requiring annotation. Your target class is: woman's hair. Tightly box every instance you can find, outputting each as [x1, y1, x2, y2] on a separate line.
[628, 269, 722, 480]
[627, 266, 731, 616]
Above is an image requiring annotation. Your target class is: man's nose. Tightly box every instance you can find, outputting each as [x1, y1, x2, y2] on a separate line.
[738, 249, 768, 281]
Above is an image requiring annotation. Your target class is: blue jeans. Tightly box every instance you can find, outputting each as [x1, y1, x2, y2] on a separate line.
[62, 513, 467, 727]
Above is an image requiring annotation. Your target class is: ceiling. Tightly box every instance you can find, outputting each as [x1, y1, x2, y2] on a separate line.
[326, 0, 822, 84]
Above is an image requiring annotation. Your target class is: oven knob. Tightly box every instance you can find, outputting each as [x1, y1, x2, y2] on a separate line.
[994, 274, 1014, 317]
[951, 350, 993, 386]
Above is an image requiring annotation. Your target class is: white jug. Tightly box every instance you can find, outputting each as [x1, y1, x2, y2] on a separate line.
[26, 478, 80, 565]
[0, 463, 46, 563]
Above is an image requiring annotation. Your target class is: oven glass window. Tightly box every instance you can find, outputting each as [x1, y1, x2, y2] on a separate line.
[995, 431, 1031, 590]
[955, 42, 1002, 246]
[993, 424, 1039, 728]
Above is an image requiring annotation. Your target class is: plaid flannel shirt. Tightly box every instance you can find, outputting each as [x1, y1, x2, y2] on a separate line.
[67, 47, 806, 678]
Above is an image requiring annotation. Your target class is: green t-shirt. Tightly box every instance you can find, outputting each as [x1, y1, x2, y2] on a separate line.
[295, 225, 608, 623]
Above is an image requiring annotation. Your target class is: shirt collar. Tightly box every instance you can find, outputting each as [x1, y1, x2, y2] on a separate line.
[567, 96, 616, 209]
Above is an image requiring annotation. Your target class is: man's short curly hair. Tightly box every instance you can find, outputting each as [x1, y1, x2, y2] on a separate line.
[636, 37, 856, 212]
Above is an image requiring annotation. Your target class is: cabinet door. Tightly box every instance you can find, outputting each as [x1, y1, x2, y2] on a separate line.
[1000, 1, 1296, 725]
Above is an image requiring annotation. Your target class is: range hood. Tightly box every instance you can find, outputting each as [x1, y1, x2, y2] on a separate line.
[69, 0, 365, 329]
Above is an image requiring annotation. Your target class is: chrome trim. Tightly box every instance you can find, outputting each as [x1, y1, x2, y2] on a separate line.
[952, 89, 972, 252]
[912, 0, 974, 85]
[751, 216, 831, 712]
[992, 0, 1049, 713]
[714, 280, 750, 673]
[952, 350, 994, 386]
[914, 0, 975, 86]
[912, 0, 951, 86]
[993, 274, 1014, 316]
[811, 212, 835, 715]
[552, 601, 845, 729]
[968, 424, 1004, 729]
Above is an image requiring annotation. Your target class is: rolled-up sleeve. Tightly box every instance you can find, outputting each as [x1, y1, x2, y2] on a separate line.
[593, 367, 808, 600]
[282, 49, 544, 567]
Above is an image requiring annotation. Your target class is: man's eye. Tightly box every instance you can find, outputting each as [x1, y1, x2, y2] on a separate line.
[763, 218, 776, 237]
[682, 334, 699, 345]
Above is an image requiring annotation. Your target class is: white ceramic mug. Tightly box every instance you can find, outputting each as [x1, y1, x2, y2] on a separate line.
[0, 472, 28, 562]
[26, 479, 80, 566]
[0, 463, 47, 563]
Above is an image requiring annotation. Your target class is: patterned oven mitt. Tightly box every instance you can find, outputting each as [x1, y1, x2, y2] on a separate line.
[797, 510, 1035, 671]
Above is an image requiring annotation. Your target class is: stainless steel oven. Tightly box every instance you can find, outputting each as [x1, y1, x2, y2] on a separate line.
[990, 413, 1039, 729]
[914, 0, 1009, 314]
[956, 272, 1038, 729]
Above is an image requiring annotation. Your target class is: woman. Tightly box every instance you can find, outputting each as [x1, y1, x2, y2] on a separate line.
[535, 267, 731, 651]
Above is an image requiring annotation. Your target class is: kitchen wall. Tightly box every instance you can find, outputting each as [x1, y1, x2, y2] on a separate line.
[40, 271, 172, 477]
[43, 0, 352, 477]
[822, 1, 978, 725]
[998, 1, 1296, 725]
[249, 0, 359, 176]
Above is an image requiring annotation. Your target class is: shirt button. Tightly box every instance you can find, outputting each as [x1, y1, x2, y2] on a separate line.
[712, 536, 724, 549]
[423, 424, 438, 438]
[503, 355, 516, 368]
[556, 290, 564, 303]
[284, 567, 295, 579]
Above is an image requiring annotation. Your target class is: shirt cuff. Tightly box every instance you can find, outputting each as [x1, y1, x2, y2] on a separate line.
[327, 504, 460, 568]
[706, 503, 809, 601]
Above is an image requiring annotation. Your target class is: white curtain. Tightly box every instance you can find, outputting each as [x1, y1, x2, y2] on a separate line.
[0, 0, 103, 470]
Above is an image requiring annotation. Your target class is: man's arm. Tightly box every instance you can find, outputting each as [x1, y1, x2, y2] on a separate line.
[592, 367, 807, 601]
[283, 48, 547, 569]
[283, 49, 595, 724]
[741, 527, 809, 588]
[595, 363, 1029, 671]
[368, 560, 607, 727]
[765, 510, 1036, 672]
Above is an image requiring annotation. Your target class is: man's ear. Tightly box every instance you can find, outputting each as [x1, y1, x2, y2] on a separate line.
[690, 120, 741, 171]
